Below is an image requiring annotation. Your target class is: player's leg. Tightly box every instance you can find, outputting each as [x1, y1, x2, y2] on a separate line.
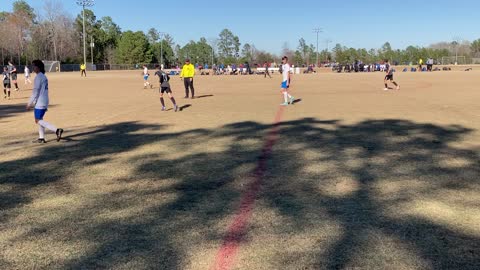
[36, 109, 62, 141]
[13, 75, 19, 91]
[189, 79, 195, 98]
[3, 83, 6, 98]
[384, 76, 389, 90]
[167, 91, 178, 112]
[392, 80, 400, 90]
[159, 91, 166, 110]
[34, 118, 46, 143]
[183, 78, 189, 98]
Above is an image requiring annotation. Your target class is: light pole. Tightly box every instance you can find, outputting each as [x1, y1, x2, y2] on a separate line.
[313, 28, 323, 67]
[159, 32, 165, 67]
[90, 36, 94, 65]
[325, 39, 332, 62]
[76, 0, 95, 67]
[452, 36, 462, 65]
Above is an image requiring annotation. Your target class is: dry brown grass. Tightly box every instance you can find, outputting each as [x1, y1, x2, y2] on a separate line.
[0, 69, 479, 269]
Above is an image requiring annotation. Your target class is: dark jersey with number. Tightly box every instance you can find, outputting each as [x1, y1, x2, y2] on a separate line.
[386, 63, 394, 75]
[3, 71, 10, 82]
[155, 70, 170, 87]
[8, 65, 16, 74]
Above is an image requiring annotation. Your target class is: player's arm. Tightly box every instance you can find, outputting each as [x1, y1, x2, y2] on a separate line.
[26, 77, 40, 110]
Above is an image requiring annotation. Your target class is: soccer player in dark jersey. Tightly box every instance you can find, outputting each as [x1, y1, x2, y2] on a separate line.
[154, 64, 178, 112]
[3, 66, 11, 99]
[384, 60, 400, 91]
[8, 61, 19, 91]
[264, 62, 272, 78]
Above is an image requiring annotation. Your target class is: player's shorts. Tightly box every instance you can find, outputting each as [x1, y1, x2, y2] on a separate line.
[11, 73, 17, 80]
[34, 108, 47, 120]
[281, 80, 289, 89]
[160, 86, 172, 93]
[385, 74, 393, 81]
[3, 81, 11, 88]
[143, 75, 149, 80]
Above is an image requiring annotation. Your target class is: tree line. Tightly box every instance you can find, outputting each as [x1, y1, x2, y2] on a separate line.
[1, 1, 480, 68]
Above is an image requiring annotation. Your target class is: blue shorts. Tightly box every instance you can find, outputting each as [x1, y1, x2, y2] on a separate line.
[143, 75, 149, 80]
[34, 108, 47, 120]
[281, 80, 289, 89]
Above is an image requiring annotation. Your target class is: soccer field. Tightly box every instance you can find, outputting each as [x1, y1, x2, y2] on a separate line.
[1, 70, 479, 269]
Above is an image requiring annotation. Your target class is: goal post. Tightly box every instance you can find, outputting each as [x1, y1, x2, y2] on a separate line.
[441, 56, 466, 65]
[43, 60, 61, 72]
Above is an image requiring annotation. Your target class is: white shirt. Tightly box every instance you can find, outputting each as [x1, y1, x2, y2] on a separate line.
[25, 67, 30, 77]
[282, 63, 290, 82]
[28, 72, 49, 109]
[143, 67, 148, 75]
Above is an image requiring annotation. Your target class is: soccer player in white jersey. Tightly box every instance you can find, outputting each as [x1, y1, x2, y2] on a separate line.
[142, 65, 152, 89]
[26, 60, 63, 143]
[24, 65, 32, 85]
[280, 56, 294, 106]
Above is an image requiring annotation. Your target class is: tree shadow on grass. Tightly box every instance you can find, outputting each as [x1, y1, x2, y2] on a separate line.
[262, 119, 480, 269]
[0, 118, 479, 269]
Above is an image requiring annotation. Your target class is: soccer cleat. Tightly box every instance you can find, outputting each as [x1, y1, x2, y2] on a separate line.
[289, 96, 295, 104]
[3, 95, 6, 99]
[174, 105, 178, 112]
[183, 96, 189, 99]
[161, 106, 166, 111]
[280, 102, 289, 106]
[150, 84, 153, 89]
[383, 88, 389, 91]
[191, 96, 195, 99]
[56, 128, 64, 142]
[33, 138, 47, 143]
[396, 86, 400, 90]
[15, 88, 19, 91]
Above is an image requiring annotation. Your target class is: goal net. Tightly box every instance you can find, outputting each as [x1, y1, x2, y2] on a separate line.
[441, 56, 466, 65]
[43, 60, 60, 72]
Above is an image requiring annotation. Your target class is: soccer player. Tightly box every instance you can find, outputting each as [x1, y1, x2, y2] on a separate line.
[154, 64, 178, 112]
[180, 59, 195, 98]
[26, 60, 64, 143]
[24, 65, 32, 85]
[8, 61, 19, 91]
[142, 65, 152, 89]
[3, 66, 11, 99]
[384, 60, 400, 91]
[280, 56, 294, 106]
[80, 63, 87, 77]
[264, 62, 271, 78]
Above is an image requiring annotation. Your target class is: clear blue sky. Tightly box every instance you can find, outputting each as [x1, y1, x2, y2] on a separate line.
[3, 0, 479, 54]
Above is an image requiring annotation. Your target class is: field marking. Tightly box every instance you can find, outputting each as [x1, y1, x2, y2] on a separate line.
[211, 105, 285, 270]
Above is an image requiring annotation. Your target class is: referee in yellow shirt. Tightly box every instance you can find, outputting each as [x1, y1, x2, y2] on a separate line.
[180, 59, 195, 98]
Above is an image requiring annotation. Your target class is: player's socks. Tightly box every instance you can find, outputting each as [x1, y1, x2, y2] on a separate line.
[38, 126, 45, 139]
[289, 95, 295, 104]
[160, 97, 165, 107]
[7, 90, 10, 97]
[38, 120, 57, 132]
[283, 92, 288, 103]
[3, 89, 6, 98]
[15, 83, 18, 90]
[170, 97, 176, 105]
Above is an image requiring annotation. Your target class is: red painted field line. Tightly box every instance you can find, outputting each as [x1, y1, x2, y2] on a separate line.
[212, 106, 285, 270]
